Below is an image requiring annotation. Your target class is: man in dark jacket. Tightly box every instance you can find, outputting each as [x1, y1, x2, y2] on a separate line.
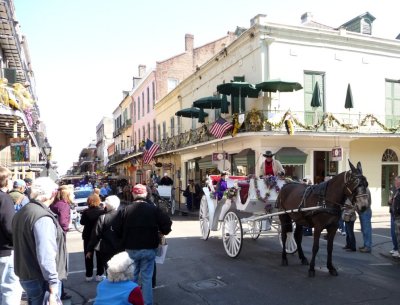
[392, 176, 400, 258]
[117, 184, 172, 305]
[0, 166, 22, 304]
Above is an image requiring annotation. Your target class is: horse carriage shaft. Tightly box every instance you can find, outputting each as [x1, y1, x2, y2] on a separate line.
[242, 206, 322, 223]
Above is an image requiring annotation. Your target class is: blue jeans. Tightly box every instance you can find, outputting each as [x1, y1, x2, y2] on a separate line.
[20, 279, 61, 305]
[0, 252, 22, 305]
[345, 220, 356, 250]
[127, 249, 157, 305]
[390, 213, 398, 251]
[358, 208, 372, 250]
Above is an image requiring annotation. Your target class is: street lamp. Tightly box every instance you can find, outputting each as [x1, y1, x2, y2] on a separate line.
[43, 140, 52, 177]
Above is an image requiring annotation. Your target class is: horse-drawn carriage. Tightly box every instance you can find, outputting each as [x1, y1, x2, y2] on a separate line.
[154, 185, 176, 215]
[199, 174, 302, 258]
[199, 160, 370, 277]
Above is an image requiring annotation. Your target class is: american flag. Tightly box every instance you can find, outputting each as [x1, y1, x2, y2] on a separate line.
[143, 139, 160, 164]
[209, 117, 233, 138]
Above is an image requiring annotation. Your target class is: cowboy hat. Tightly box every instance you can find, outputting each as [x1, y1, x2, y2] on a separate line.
[263, 150, 274, 157]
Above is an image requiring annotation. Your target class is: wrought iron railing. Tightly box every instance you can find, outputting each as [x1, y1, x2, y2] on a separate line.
[156, 109, 400, 154]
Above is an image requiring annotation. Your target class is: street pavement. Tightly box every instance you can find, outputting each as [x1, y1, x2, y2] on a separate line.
[21, 208, 399, 304]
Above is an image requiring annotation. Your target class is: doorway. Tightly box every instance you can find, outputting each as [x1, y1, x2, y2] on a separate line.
[381, 148, 399, 207]
[313, 151, 329, 184]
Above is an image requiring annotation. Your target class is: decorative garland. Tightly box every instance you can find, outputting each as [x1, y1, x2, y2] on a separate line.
[264, 110, 400, 133]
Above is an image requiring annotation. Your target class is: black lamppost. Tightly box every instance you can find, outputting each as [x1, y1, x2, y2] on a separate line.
[43, 141, 52, 177]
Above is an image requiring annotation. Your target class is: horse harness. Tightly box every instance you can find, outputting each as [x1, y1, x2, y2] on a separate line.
[295, 170, 365, 216]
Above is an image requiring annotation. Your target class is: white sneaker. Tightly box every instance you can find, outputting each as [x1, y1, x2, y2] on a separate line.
[95, 275, 105, 282]
[85, 276, 93, 282]
[391, 251, 400, 258]
[389, 249, 396, 254]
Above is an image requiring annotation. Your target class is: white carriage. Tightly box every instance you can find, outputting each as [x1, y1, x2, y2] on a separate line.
[199, 175, 297, 258]
[156, 185, 176, 215]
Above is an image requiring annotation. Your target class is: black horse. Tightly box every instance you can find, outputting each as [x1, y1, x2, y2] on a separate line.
[277, 160, 369, 277]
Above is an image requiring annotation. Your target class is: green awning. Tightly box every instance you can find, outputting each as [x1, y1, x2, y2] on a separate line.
[233, 148, 255, 166]
[198, 155, 217, 170]
[275, 147, 307, 165]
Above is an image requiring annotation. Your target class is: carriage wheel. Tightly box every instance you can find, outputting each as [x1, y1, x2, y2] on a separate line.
[222, 211, 243, 258]
[199, 196, 210, 240]
[170, 198, 176, 215]
[278, 223, 297, 254]
[249, 221, 261, 240]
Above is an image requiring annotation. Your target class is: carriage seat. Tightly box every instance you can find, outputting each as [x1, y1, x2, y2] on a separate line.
[238, 181, 250, 204]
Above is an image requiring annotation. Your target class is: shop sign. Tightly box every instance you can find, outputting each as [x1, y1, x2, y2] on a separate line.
[212, 152, 228, 162]
[331, 147, 342, 161]
[10, 138, 30, 162]
[163, 163, 173, 170]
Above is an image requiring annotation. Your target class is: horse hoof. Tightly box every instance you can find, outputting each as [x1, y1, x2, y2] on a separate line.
[329, 269, 338, 276]
[301, 258, 309, 265]
[308, 270, 315, 277]
[281, 259, 288, 266]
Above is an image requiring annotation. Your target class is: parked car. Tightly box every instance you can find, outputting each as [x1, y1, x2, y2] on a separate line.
[73, 186, 94, 212]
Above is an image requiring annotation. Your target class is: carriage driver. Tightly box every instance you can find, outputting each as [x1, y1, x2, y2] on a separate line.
[260, 150, 285, 176]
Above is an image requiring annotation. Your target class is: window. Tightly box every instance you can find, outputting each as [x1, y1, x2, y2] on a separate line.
[129, 102, 133, 120]
[162, 121, 166, 140]
[153, 119, 157, 141]
[167, 78, 179, 93]
[123, 109, 128, 123]
[142, 92, 145, 116]
[137, 97, 140, 121]
[177, 116, 182, 134]
[385, 80, 400, 128]
[147, 123, 150, 140]
[147, 87, 150, 113]
[133, 99, 136, 123]
[231, 76, 246, 113]
[170, 117, 175, 136]
[304, 72, 325, 125]
[152, 81, 156, 107]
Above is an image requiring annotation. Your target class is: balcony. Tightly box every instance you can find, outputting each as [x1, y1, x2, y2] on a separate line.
[156, 109, 400, 154]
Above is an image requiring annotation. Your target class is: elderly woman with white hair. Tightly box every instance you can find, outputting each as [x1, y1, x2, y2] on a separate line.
[94, 251, 143, 305]
[87, 195, 124, 273]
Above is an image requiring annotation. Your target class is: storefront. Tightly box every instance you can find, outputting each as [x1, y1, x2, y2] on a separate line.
[274, 147, 308, 181]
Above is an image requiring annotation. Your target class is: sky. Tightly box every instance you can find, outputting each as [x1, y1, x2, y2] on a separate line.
[13, 0, 400, 175]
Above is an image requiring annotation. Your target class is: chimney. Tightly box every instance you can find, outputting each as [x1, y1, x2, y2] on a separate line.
[132, 76, 141, 89]
[138, 64, 146, 77]
[185, 34, 194, 52]
[301, 12, 313, 24]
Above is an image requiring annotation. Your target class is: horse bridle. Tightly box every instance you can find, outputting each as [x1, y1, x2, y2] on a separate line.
[344, 171, 368, 204]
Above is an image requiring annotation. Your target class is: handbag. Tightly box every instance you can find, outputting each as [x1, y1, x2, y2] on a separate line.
[42, 291, 63, 305]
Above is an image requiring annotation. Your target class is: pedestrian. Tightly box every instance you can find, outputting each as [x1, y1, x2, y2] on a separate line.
[183, 179, 203, 211]
[159, 173, 173, 186]
[94, 251, 144, 305]
[388, 185, 399, 257]
[8, 179, 29, 211]
[87, 195, 123, 274]
[80, 193, 106, 281]
[50, 184, 74, 300]
[100, 183, 109, 201]
[358, 188, 372, 253]
[23, 177, 32, 199]
[116, 184, 172, 305]
[260, 150, 285, 176]
[391, 176, 400, 258]
[0, 167, 23, 305]
[342, 198, 357, 252]
[12, 177, 67, 304]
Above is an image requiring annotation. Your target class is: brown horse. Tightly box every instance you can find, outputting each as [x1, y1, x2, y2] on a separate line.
[277, 160, 369, 277]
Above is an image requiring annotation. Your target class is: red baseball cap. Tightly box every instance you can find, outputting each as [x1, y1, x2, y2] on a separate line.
[132, 184, 147, 194]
